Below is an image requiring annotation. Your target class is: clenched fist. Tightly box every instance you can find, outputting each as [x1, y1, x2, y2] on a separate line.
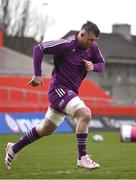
[83, 59, 94, 71]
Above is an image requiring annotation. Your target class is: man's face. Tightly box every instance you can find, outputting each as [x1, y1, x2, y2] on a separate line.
[79, 31, 97, 49]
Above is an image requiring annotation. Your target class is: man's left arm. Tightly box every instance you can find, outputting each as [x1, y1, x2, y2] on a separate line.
[91, 42, 105, 72]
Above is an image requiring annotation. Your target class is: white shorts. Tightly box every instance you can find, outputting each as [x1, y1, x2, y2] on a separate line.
[45, 96, 86, 126]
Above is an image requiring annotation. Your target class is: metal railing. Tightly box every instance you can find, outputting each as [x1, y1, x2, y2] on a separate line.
[0, 86, 48, 106]
[0, 86, 136, 107]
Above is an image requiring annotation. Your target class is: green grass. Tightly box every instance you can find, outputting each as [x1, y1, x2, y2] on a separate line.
[0, 132, 136, 179]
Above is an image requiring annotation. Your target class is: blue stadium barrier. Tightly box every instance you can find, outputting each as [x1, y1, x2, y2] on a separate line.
[0, 113, 73, 134]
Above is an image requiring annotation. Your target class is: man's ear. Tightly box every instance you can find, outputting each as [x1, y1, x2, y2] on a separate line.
[80, 33, 85, 38]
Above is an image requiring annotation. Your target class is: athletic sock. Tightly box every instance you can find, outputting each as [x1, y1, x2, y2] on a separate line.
[12, 127, 40, 154]
[76, 133, 88, 160]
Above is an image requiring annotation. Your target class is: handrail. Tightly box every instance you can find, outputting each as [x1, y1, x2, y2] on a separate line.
[0, 86, 136, 107]
[0, 85, 47, 95]
[0, 85, 48, 105]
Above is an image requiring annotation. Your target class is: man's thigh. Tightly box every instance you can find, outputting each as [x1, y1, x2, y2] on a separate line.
[44, 107, 65, 127]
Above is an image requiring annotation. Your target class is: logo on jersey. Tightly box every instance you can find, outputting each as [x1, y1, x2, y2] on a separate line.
[59, 99, 65, 107]
[68, 90, 72, 96]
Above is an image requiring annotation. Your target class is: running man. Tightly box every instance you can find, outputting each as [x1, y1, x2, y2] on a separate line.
[5, 21, 105, 170]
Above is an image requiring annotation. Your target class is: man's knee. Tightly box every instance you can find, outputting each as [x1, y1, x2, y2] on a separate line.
[81, 108, 92, 122]
[74, 107, 92, 123]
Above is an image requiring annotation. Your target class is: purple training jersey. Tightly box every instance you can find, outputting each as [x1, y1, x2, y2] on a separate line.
[39, 35, 105, 94]
[33, 35, 105, 112]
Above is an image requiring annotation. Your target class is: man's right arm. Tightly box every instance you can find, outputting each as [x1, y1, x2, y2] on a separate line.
[34, 39, 72, 76]
[28, 44, 44, 87]
[28, 39, 72, 87]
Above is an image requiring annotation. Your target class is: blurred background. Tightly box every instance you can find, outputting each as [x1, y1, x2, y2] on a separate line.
[1, 1, 136, 179]
[0, 0, 136, 134]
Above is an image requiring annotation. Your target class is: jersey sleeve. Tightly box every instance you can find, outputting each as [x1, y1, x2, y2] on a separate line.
[91, 42, 105, 72]
[39, 39, 72, 55]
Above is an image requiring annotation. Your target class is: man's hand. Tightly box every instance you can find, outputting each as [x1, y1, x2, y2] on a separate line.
[27, 76, 44, 87]
[83, 59, 94, 71]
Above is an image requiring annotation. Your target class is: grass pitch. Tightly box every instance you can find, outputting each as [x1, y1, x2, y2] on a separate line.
[0, 131, 136, 179]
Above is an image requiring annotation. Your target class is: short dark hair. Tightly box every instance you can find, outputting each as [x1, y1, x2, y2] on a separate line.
[81, 21, 100, 37]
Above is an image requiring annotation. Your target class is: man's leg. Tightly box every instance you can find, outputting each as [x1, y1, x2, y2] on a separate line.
[64, 96, 100, 170]
[4, 119, 57, 170]
[74, 107, 90, 159]
[75, 108, 100, 169]
[5, 108, 65, 170]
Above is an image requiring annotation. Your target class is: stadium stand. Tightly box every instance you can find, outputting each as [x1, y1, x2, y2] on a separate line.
[0, 76, 136, 119]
